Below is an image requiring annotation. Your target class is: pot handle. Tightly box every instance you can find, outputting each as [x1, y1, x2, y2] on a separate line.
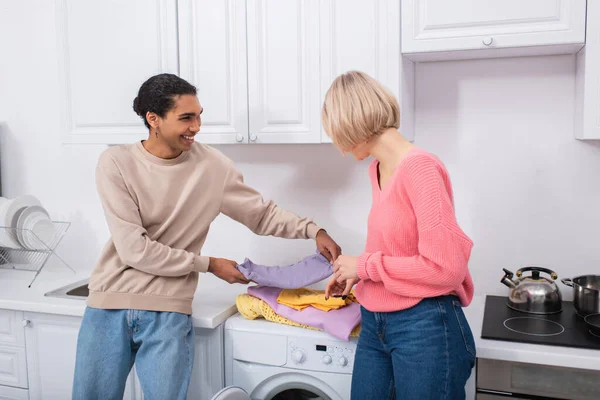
[516, 266, 558, 280]
[561, 278, 573, 287]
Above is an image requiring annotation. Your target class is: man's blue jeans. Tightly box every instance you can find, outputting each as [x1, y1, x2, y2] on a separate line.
[72, 306, 195, 400]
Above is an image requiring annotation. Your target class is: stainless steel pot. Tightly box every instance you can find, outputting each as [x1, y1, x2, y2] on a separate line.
[501, 266, 562, 314]
[561, 275, 600, 317]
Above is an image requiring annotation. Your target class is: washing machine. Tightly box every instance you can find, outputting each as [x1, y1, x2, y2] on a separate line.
[220, 313, 357, 400]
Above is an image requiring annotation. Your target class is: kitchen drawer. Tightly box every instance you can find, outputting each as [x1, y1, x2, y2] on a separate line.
[478, 358, 600, 400]
[477, 394, 527, 400]
[0, 311, 24, 348]
[0, 385, 28, 400]
[0, 346, 27, 389]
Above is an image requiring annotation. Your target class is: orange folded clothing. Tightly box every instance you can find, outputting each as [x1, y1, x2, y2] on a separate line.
[276, 288, 357, 312]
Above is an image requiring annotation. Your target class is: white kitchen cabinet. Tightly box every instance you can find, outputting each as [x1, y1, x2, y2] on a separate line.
[246, 0, 322, 144]
[178, 0, 249, 145]
[402, 0, 587, 62]
[58, 0, 410, 145]
[0, 386, 28, 400]
[0, 311, 24, 348]
[0, 310, 27, 395]
[180, 0, 322, 145]
[23, 312, 136, 400]
[320, 0, 415, 142]
[57, 0, 178, 144]
[187, 325, 225, 400]
[575, 0, 600, 140]
[0, 346, 27, 390]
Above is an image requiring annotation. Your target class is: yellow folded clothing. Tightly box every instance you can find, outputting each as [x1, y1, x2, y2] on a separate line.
[235, 293, 360, 337]
[276, 288, 357, 312]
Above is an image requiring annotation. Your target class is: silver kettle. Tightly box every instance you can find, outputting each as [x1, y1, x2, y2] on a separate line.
[501, 266, 562, 314]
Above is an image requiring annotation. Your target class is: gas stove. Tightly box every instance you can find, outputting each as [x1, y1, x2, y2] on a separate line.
[481, 295, 600, 350]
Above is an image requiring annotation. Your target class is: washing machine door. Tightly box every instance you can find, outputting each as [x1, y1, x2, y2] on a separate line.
[211, 386, 251, 400]
[250, 372, 344, 400]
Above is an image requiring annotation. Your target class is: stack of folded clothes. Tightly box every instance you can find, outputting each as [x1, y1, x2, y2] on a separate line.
[235, 252, 361, 341]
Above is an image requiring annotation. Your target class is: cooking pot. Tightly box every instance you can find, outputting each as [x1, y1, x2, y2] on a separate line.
[501, 266, 562, 314]
[561, 275, 600, 317]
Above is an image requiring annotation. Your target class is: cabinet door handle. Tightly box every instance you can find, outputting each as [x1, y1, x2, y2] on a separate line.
[482, 37, 493, 46]
[235, 133, 244, 143]
[249, 133, 258, 142]
[22, 319, 30, 327]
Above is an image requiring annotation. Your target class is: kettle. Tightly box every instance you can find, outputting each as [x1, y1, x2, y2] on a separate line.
[500, 266, 562, 314]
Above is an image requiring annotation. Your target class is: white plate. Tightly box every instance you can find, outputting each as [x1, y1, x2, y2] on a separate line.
[16, 205, 51, 249]
[27, 218, 54, 250]
[0, 195, 43, 248]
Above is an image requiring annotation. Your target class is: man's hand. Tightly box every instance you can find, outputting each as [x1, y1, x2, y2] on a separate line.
[316, 229, 342, 263]
[208, 257, 250, 284]
[325, 277, 359, 300]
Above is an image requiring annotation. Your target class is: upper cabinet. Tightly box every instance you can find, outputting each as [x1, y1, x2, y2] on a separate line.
[401, 0, 587, 62]
[320, 0, 414, 142]
[575, 0, 600, 140]
[246, 0, 322, 144]
[57, 0, 178, 144]
[178, 0, 249, 144]
[57, 0, 412, 145]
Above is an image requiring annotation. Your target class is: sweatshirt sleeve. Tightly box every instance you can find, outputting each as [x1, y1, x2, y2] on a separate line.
[220, 163, 321, 239]
[96, 153, 209, 276]
[356, 156, 473, 297]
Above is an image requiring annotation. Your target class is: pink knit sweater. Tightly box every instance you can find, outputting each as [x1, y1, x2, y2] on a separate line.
[355, 149, 474, 312]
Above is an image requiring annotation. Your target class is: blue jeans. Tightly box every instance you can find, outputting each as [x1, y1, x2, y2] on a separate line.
[351, 296, 476, 400]
[72, 306, 195, 400]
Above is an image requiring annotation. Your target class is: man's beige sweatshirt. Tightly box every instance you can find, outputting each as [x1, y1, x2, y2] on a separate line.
[87, 141, 320, 315]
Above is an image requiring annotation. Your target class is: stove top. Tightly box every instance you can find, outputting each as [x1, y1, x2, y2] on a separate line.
[481, 295, 600, 350]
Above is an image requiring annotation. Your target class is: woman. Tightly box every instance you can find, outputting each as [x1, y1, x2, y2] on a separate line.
[322, 71, 475, 399]
[72, 73, 341, 400]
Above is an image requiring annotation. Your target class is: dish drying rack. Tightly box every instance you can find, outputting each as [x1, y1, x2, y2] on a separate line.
[0, 221, 74, 287]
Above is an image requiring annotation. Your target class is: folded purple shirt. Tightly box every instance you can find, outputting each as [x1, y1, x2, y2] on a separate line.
[237, 250, 333, 289]
[247, 285, 361, 341]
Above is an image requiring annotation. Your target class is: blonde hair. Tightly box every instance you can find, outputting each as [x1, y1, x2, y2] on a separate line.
[321, 71, 400, 151]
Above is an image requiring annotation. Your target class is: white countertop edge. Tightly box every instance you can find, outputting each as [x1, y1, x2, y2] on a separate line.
[191, 304, 239, 329]
[475, 340, 600, 371]
[0, 299, 86, 318]
[0, 298, 239, 329]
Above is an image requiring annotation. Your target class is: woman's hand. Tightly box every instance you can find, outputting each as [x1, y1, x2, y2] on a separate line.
[316, 229, 342, 263]
[325, 277, 359, 300]
[333, 255, 358, 282]
[208, 257, 250, 284]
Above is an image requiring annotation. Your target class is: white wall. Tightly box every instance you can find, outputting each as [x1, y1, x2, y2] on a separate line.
[415, 55, 600, 297]
[2, 1, 599, 299]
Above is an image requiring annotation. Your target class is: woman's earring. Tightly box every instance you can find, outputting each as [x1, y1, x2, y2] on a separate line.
[155, 129, 159, 138]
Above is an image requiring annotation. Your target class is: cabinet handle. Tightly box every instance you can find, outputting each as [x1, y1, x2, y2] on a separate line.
[235, 133, 244, 143]
[482, 37, 493, 46]
[249, 133, 258, 142]
[22, 319, 30, 327]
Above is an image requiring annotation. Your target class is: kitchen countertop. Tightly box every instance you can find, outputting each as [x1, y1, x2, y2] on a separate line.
[0, 264, 247, 329]
[464, 295, 600, 371]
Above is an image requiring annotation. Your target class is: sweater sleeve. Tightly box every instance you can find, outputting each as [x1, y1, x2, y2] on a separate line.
[220, 163, 321, 240]
[96, 153, 209, 276]
[356, 156, 473, 297]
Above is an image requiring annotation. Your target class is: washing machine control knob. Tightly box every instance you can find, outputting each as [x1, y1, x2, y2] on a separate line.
[338, 356, 349, 366]
[322, 355, 332, 365]
[291, 349, 306, 363]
